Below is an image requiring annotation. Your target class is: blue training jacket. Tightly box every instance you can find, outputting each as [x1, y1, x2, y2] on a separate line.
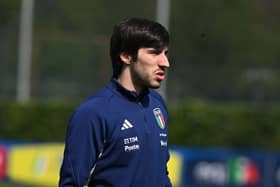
[59, 79, 172, 187]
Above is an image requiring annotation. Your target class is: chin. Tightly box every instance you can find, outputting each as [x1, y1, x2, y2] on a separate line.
[149, 82, 161, 89]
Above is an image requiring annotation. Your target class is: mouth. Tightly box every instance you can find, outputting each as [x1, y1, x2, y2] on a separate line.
[155, 71, 165, 81]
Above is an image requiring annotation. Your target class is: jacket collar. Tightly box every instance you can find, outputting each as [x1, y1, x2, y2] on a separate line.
[109, 78, 149, 102]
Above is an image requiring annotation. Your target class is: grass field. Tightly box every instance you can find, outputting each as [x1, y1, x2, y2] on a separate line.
[0, 183, 20, 187]
[0, 182, 34, 187]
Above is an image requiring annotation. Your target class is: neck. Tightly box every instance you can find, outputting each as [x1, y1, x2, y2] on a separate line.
[117, 68, 143, 95]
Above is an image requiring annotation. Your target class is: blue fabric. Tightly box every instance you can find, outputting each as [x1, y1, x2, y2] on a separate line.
[59, 79, 172, 187]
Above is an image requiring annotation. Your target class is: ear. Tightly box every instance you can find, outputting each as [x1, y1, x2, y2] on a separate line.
[120, 52, 132, 65]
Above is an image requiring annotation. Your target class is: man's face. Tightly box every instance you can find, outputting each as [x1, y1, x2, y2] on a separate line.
[130, 47, 170, 90]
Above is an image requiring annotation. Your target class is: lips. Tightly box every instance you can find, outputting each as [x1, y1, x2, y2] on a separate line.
[155, 71, 165, 81]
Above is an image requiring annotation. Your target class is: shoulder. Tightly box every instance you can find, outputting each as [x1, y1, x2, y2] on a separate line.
[68, 81, 116, 123]
[66, 86, 115, 138]
[74, 87, 113, 117]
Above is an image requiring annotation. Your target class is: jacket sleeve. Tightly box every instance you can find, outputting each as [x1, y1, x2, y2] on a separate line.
[59, 104, 106, 187]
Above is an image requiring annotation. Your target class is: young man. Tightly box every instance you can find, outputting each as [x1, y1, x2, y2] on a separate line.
[59, 17, 172, 187]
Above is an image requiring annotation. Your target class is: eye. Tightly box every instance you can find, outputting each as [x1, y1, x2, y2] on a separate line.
[147, 49, 161, 55]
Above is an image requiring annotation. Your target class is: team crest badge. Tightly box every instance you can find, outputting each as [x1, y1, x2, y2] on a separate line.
[153, 108, 165, 129]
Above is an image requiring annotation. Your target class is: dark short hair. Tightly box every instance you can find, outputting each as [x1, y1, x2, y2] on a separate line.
[110, 17, 169, 78]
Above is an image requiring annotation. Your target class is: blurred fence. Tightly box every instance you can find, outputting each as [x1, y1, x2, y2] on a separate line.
[1, 1, 280, 103]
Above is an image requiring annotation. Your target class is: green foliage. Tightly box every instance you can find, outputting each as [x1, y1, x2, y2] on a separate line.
[1, 101, 280, 150]
[37, 0, 156, 34]
[170, 0, 280, 66]
[0, 1, 20, 26]
[168, 99, 280, 149]
[0, 102, 76, 141]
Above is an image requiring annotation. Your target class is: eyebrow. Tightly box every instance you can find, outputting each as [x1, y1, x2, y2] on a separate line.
[146, 48, 168, 54]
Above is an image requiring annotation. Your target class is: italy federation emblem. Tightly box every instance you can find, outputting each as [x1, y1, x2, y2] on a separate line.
[153, 108, 165, 129]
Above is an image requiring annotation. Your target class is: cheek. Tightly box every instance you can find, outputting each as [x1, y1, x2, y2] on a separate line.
[136, 64, 153, 78]
[133, 57, 156, 78]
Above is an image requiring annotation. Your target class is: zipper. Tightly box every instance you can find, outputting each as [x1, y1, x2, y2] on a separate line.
[137, 101, 150, 133]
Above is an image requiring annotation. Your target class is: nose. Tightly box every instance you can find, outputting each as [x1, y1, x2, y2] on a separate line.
[159, 53, 170, 68]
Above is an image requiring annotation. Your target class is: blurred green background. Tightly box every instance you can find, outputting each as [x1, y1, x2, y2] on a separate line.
[1, 0, 280, 186]
[1, 183, 20, 187]
[1, 0, 280, 102]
